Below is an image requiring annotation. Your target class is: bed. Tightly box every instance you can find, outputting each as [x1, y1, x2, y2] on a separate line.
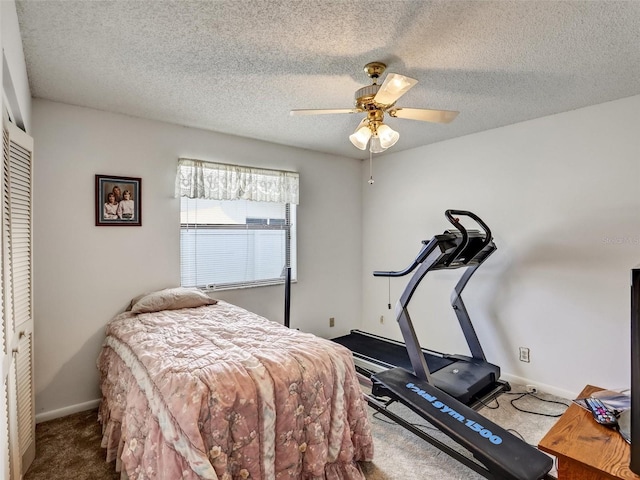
[97, 288, 374, 480]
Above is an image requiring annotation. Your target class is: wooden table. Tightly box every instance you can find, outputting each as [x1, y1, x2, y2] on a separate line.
[538, 384, 640, 480]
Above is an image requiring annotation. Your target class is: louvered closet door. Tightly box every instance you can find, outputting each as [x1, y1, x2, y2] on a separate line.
[2, 119, 34, 479]
[1, 124, 11, 480]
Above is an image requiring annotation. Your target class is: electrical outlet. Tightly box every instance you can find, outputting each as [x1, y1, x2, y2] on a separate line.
[526, 384, 538, 394]
[519, 347, 530, 363]
[380, 315, 384, 324]
[329, 317, 335, 327]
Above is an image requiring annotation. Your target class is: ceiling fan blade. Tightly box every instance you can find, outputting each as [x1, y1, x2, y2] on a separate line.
[373, 73, 418, 105]
[389, 107, 459, 124]
[289, 108, 360, 116]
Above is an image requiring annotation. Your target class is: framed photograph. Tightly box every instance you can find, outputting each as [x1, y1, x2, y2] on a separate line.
[95, 174, 142, 226]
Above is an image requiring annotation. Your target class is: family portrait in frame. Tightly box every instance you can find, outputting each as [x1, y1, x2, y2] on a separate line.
[95, 174, 142, 226]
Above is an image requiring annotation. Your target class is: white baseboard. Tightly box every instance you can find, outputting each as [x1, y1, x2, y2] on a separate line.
[35, 398, 101, 424]
[501, 373, 578, 400]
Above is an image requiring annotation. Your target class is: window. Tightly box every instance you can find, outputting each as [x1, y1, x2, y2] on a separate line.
[176, 159, 299, 290]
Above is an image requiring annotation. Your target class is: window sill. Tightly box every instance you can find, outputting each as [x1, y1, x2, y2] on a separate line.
[195, 279, 297, 293]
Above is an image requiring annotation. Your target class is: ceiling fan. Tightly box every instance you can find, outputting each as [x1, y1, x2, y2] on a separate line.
[290, 62, 459, 153]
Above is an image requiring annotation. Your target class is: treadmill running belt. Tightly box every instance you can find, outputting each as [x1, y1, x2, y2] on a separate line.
[333, 331, 453, 373]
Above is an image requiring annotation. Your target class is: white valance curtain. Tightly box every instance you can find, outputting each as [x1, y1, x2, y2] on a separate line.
[176, 158, 299, 204]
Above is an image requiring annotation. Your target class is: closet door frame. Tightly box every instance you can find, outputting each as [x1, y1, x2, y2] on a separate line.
[2, 118, 35, 479]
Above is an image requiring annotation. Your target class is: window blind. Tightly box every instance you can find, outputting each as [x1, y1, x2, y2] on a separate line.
[177, 159, 298, 290]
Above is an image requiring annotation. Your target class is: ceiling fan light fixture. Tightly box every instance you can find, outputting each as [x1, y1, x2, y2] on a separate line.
[369, 136, 387, 153]
[377, 123, 400, 149]
[349, 124, 372, 150]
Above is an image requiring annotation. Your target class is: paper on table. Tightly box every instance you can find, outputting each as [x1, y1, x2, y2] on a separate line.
[573, 390, 630, 414]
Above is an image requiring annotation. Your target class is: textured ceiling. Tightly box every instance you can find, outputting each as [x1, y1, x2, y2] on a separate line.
[15, 0, 640, 159]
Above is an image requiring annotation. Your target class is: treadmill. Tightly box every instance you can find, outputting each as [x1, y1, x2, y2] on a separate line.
[333, 209, 508, 406]
[333, 210, 553, 480]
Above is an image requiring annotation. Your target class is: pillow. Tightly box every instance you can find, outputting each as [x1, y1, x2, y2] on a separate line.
[130, 287, 217, 314]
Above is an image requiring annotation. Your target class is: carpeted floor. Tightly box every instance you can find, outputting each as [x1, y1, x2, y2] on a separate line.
[359, 387, 565, 480]
[24, 386, 566, 480]
[24, 408, 119, 480]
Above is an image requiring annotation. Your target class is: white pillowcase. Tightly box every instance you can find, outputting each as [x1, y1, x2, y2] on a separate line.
[130, 287, 217, 314]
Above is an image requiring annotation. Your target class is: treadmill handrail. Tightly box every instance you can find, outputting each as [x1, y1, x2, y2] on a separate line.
[444, 210, 493, 263]
[373, 210, 492, 276]
[443, 215, 469, 267]
[373, 240, 435, 277]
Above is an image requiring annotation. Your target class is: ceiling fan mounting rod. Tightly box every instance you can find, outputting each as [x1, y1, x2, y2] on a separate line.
[363, 62, 386, 83]
[367, 110, 384, 134]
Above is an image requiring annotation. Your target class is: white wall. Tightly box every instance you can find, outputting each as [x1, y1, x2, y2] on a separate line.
[27, 86, 640, 416]
[32, 99, 362, 419]
[362, 95, 640, 399]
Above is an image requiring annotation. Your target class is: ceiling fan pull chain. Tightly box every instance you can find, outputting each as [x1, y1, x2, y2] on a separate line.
[368, 148, 374, 185]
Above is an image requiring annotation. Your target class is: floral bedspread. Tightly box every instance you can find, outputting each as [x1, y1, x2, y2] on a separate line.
[97, 301, 373, 480]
